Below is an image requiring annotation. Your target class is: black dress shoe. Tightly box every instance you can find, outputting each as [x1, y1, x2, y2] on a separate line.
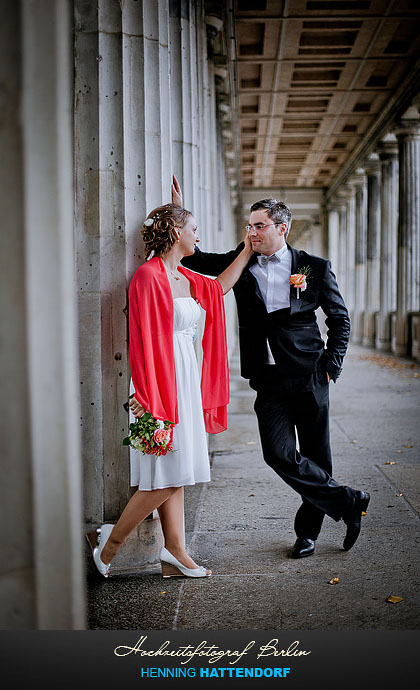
[343, 491, 370, 551]
[292, 537, 315, 559]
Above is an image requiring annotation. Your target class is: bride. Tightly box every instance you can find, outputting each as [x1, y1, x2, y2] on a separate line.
[87, 194, 253, 579]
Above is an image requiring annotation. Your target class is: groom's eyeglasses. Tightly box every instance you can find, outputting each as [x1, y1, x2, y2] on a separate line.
[245, 223, 278, 232]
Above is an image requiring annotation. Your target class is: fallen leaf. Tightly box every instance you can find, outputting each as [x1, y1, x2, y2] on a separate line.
[350, 440, 357, 444]
[403, 444, 413, 448]
[384, 461, 396, 465]
[249, 493, 255, 497]
[361, 511, 367, 516]
[386, 595, 404, 604]
[160, 591, 167, 595]
[413, 373, 419, 378]
[397, 450, 403, 453]
[396, 493, 403, 497]
[329, 577, 340, 585]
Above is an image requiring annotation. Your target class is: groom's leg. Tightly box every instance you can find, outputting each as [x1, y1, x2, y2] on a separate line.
[293, 384, 333, 540]
[254, 387, 353, 522]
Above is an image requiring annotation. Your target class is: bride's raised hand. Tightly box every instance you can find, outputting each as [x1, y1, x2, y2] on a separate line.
[171, 174, 183, 207]
[244, 229, 254, 253]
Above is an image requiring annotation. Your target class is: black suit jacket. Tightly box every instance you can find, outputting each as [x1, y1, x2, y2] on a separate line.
[181, 243, 350, 383]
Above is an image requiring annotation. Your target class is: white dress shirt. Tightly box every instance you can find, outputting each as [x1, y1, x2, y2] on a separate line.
[249, 244, 292, 364]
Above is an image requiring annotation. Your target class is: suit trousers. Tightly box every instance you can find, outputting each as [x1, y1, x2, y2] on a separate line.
[252, 364, 355, 540]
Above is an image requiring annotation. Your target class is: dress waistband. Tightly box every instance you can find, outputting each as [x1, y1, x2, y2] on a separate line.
[174, 325, 197, 341]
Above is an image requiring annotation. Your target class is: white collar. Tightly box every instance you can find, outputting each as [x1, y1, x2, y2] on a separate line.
[257, 243, 288, 266]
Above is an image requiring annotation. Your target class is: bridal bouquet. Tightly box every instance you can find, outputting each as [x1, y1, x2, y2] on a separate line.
[123, 395, 174, 457]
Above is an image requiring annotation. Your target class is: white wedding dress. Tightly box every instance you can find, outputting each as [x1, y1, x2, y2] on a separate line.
[129, 297, 211, 490]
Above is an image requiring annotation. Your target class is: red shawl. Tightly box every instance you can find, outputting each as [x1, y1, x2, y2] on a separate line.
[128, 256, 229, 434]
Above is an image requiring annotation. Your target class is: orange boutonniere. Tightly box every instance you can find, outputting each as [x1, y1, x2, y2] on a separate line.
[290, 266, 311, 299]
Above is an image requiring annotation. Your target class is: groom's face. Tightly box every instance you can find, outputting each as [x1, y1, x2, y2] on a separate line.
[248, 209, 287, 256]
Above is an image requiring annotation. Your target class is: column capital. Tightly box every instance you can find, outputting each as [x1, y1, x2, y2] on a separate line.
[363, 154, 381, 177]
[393, 117, 420, 142]
[326, 200, 340, 213]
[206, 14, 223, 58]
[349, 168, 367, 189]
[376, 135, 399, 161]
[339, 183, 356, 200]
[332, 189, 348, 203]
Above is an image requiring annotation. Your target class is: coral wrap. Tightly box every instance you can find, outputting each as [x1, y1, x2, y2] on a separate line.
[128, 256, 229, 434]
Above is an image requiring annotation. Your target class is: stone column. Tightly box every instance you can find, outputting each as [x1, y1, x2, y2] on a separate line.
[352, 171, 367, 343]
[376, 136, 399, 351]
[22, 0, 85, 628]
[335, 196, 348, 300]
[0, 0, 36, 629]
[348, 190, 357, 322]
[393, 115, 420, 357]
[169, 0, 200, 217]
[342, 184, 356, 322]
[143, 0, 173, 207]
[196, 1, 208, 242]
[122, 0, 173, 276]
[205, 28, 219, 247]
[74, 0, 169, 575]
[362, 155, 381, 347]
[327, 203, 340, 274]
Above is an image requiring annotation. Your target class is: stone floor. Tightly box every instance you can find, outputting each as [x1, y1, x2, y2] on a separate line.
[87, 343, 420, 630]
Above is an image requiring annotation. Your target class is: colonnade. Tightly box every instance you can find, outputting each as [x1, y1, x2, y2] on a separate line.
[74, 0, 238, 575]
[1, 0, 237, 628]
[328, 105, 420, 361]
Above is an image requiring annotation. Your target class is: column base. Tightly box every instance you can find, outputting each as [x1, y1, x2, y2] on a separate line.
[85, 513, 163, 577]
[362, 309, 375, 347]
[410, 313, 419, 360]
[351, 311, 364, 342]
[375, 340, 391, 351]
[375, 312, 392, 351]
[363, 311, 377, 347]
[393, 343, 410, 357]
[392, 312, 411, 357]
[391, 313, 397, 353]
[362, 335, 375, 347]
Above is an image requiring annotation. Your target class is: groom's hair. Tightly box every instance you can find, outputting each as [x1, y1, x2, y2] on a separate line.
[250, 199, 292, 237]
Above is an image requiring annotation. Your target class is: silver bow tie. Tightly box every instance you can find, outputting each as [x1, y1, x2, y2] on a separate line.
[257, 254, 277, 266]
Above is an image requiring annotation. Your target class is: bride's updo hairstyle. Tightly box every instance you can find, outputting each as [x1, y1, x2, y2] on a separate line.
[142, 203, 192, 260]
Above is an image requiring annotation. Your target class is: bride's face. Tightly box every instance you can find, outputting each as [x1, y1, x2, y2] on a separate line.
[178, 215, 200, 255]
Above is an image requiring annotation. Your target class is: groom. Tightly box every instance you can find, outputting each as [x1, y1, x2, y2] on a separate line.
[176, 184, 370, 558]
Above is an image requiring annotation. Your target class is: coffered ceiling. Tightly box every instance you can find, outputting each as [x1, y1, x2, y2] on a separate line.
[232, 0, 420, 190]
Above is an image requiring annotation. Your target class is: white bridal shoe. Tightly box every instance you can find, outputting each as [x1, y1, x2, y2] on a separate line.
[160, 546, 211, 578]
[86, 524, 114, 578]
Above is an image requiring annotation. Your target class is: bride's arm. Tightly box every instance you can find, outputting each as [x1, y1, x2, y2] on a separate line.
[215, 233, 253, 295]
[172, 172, 253, 294]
